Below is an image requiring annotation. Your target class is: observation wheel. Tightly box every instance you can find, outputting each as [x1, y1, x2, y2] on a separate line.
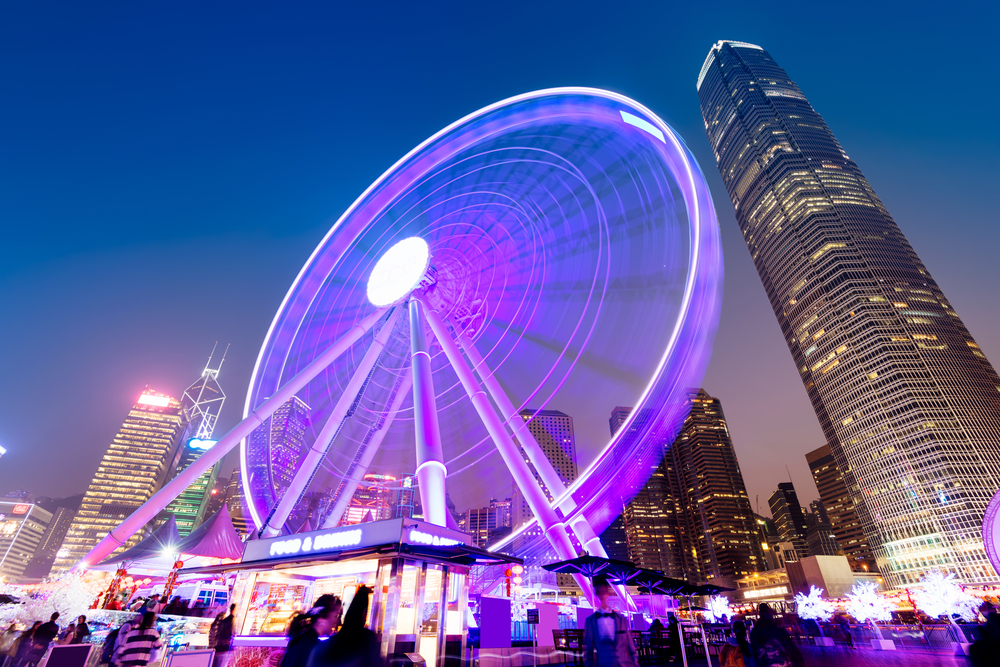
[240, 88, 722, 566]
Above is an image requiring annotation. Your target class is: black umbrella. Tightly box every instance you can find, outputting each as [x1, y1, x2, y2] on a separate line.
[541, 555, 614, 578]
[600, 559, 647, 584]
[621, 569, 691, 595]
[693, 583, 735, 596]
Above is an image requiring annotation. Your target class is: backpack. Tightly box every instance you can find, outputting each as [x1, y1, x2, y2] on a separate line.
[755, 638, 792, 667]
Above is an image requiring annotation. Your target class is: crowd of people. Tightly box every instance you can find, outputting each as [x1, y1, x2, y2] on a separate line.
[1, 613, 92, 667]
[280, 586, 382, 667]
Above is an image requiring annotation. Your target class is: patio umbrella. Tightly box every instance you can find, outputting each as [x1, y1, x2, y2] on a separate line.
[600, 559, 647, 584]
[623, 569, 690, 595]
[541, 555, 615, 578]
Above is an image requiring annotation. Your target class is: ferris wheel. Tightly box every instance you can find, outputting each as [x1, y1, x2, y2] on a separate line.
[80, 88, 722, 572]
[241, 87, 722, 563]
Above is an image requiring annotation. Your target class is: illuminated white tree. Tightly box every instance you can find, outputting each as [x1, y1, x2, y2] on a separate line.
[845, 581, 893, 624]
[914, 570, 979, 621]
[795, 586, 833, 621]
[705, 595, 730, 623]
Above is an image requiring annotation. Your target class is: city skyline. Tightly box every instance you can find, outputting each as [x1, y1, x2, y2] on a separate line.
[2, 5, 1000, 527]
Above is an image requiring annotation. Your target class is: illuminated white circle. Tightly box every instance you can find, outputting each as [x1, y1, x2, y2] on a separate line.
[366, 237, 431, 307]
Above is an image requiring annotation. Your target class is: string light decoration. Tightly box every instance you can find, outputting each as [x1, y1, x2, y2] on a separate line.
[794, 586, 833, 621]
[845, 581, 893, 623]
[705, 595, 730, 622]
[914, 570, 979, 621]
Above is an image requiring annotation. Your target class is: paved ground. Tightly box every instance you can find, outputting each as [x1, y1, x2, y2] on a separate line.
[687, 646, 971, 666]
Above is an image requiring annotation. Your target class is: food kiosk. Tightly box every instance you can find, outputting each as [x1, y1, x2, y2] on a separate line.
[185, 518, 520, 667]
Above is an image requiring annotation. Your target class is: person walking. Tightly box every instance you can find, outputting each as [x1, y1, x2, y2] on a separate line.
[307, 587, 382, 667]
[281, 597, 342, 667]
[22, 613, 61, 667]
[212, 604, 237, 667]
[749, 604, 802, 667]
[835, 613, 854, 649]
[114, 613, 162, 667]
[582, 577, 638, 667]
[12, 622, 41, 667]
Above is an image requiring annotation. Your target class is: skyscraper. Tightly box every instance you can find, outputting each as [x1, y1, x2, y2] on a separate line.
[699, 40, 1000, 586]
[615, 392, 763, 582]
[511, 410, 578, 559]
[245, 396, 309, 505]
[165, 351, 228, 536]
[769, 483, 809, 560]
[673, 390, 764, 580]
[24, 506, 75, 580]
[0, 501, 52, 582]
[806, 444, 875, 568]
[54, 389, 188, 571]
[462, 498, 513, 548]
[392, 474, 418, 519]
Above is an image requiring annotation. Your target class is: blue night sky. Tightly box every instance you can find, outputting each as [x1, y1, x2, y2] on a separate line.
[2, 1, 999, 515]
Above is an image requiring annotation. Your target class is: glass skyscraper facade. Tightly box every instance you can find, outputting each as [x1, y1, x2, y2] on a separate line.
[54, 389, 188, 572]
[698, 40, 1000, 586]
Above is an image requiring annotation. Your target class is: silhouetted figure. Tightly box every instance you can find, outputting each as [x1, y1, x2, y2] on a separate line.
[114, 613, 162, 667]
[582, 577, 638, 667]
[213, 604, 237, 667]
[73, 616, 91, 644]
[971, 612, 1000, 667]
[308, 587, 383, 667]
[750, 603, 802, 667]
[835, 613, 854, 649]
[13, 622, 41, 667]
[282, 597, 342, 667]
[720, 620, 751, 667]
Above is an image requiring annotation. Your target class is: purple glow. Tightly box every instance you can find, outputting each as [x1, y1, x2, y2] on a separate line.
[241, 88, 723, 558]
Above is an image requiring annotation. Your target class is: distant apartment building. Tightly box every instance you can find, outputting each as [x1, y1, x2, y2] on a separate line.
[462, 498, 513, 548]
[344, 473, 396, 525]
[769, 483, 810, 561]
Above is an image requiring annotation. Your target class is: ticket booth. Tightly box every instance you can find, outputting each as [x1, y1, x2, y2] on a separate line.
[186, 518, 520, 667]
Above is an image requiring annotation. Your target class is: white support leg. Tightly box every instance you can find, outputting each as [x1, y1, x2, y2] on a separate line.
[260, 308, 401, 537]
[415, 293, 579, 563]
[409, 298, 449, 526]
[77, 307, 388, 569]
[454, 324, 607, 569]
[320, 370, 414, 529]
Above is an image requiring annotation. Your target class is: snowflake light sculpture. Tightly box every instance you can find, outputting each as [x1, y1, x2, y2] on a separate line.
[795, 586, 833, 621]
[914, 570, 979, 621]
[705, 595, 730, 623]
[845, 581, 893, 623]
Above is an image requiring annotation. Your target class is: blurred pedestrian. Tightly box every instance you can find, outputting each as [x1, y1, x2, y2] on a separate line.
[59, 624, 76, 645]
[12, 621, 41, 667]
[835, 613, 854, 649]
[582, 577, 637, 667]
[212, 604, 236, 667]
[282, 597, 342, 667]
[971, 612, 1000, 667]
[114, 612, 162, 667]
[749, 604, 802, 667]
[308, 587, 382, 667]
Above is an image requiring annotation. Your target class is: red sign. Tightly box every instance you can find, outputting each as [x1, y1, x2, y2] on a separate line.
[12, 505, 28, 515]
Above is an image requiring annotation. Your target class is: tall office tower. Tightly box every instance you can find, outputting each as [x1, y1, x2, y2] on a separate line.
[165, 351, 228, 536]
[23, 506, 75, 580]
[672, 390, 765, 581]
[755, 514, 781, 570]
[699, 40, 1000, 586]
[511, 410, 578, 558]
[54, 389, 188, 572]
[769, 483, 809, 558]
[0, 501, 52, 582]
[245, 396, 309, 503]
[344, 474, 396, 525]
[806, 444, 875, 569]
[392, 474, 418, 519]
[613, 406, 698, 580]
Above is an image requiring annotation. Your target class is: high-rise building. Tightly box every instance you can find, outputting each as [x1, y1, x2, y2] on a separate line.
[510, 409, 578, 584]
[510, 410, 578, 546]
[673, 390, 765, 581]
[599, 515, 630, 562]
[0, 501, 52, 582]
[224, 473, 249, 536]
[462, 498, 513, 548]
[165, 353, 228, 536]
[344, 474, 396, 525]
[698, 40, 1000, 586]
[615, 392, 763, 582]
[769, 483, 809, 559]
[24, 506, 75, 580]
[245, 396, 309, 505]
[54, 389, 188, 572]
[806, 444, 875, 569]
